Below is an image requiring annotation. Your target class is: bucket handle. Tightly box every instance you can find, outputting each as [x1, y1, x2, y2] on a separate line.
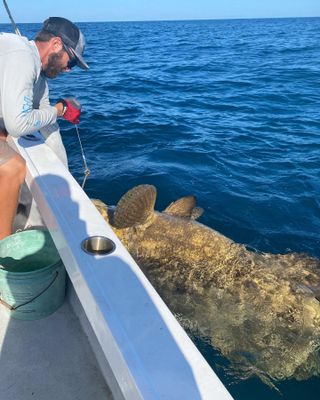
[0, 270, 59, 312]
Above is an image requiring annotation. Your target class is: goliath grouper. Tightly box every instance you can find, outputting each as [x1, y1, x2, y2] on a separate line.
[93, 184, 320, 386]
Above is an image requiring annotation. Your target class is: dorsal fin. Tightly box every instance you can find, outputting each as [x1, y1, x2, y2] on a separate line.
[113, 185, 157, 228]
[164, 195, 198, 218]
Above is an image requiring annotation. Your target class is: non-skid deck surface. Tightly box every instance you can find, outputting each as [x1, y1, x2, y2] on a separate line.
[0, 300, 113, 400]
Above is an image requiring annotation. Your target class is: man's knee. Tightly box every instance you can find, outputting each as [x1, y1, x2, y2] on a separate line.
[0, 154, 26, 183]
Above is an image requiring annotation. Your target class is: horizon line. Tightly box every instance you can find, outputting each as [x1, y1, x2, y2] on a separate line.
[1, 15, 320, 25]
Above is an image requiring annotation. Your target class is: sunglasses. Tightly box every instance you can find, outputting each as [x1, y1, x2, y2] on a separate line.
[63, 44, 77, 69]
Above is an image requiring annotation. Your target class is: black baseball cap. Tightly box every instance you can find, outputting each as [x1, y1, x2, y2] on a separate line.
[42, 17, 89, 70]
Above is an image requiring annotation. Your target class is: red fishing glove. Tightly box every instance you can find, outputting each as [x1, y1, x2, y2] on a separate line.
[57, 98, 81, 124]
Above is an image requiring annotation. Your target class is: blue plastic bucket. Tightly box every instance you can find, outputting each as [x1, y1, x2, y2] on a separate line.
[0, 229, 66, 320]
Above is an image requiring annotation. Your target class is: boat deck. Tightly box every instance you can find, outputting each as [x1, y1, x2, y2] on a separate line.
[0, 295, 113, 400]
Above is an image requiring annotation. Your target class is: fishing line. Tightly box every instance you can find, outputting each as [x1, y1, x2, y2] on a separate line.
[74, 124, 90, 188]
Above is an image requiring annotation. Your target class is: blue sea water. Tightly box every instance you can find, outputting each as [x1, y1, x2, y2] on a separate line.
[1, 17, 320, 399]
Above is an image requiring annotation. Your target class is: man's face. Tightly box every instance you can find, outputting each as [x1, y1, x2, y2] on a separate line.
[42, 48, 71, 79]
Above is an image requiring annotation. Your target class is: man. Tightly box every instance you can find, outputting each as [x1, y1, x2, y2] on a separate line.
[0, 17, 89, 240]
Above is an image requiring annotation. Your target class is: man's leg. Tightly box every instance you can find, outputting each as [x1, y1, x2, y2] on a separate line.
[0, 148, 26, 240]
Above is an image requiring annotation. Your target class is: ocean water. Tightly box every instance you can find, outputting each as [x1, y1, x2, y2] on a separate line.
[2, 17, 320, 399]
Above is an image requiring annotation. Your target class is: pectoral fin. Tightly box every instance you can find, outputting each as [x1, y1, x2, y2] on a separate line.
[164, 195, 203, 219]
[113, 185, 157, 228]
[191, 207, 204, 220]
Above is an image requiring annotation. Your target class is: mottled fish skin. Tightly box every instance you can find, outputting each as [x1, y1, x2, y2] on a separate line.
[114, 210, 250, 292]
[93, 185, 320, 384]
[91, 199, 109, 223]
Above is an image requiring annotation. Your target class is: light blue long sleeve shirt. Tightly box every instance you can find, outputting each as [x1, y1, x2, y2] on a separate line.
[0, 33, 58, 136]
[0, 32, 67, 166]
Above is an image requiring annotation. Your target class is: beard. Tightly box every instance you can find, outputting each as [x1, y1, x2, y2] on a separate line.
[42, 50, 65, 79]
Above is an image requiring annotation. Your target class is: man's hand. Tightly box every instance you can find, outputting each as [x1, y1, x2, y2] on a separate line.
[54, 102, 65, 117]
[56, 98, 81, 124]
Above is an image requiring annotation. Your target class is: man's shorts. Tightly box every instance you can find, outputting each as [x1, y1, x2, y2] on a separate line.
[0, 140, 17, 166]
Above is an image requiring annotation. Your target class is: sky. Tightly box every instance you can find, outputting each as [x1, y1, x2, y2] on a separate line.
[1, 0, 319, 23]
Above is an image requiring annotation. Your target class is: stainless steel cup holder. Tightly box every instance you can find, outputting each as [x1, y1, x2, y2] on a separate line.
[81, 236, 116, 256]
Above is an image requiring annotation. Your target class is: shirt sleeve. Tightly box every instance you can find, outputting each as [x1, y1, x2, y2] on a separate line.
[1, 50, 58, 137]
[34, 74, 51, 109]
[35, 76, 68, 168]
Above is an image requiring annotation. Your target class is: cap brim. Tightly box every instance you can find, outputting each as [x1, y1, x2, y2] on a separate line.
[70, 48, 89, 70]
